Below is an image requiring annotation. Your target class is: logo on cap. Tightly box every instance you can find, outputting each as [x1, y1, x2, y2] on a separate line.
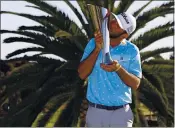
[121, 13, 129, 24]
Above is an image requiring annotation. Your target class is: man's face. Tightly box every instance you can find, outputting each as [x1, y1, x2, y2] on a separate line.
[109, 19, 127, 38]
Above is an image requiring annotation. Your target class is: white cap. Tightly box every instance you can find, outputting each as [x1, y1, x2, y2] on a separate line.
[112, 12, 136, 35]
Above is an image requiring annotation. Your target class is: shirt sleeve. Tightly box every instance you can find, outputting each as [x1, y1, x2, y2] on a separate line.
[128, 46, 142, 78]
[80, 38, 95, 62]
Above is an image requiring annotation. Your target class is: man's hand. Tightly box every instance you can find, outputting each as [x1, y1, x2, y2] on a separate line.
[100, 60, 140, 90]
[100, 60, 121, 72]
[94, 30, 103, 50]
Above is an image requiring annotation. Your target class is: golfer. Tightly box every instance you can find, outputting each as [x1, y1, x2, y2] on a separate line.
[78, 12, 142, 127]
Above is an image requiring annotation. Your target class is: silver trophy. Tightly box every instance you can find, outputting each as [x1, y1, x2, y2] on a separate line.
[87, 4, 113, 64]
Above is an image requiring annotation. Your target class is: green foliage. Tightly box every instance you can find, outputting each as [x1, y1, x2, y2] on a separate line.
[128, 1, 174, 39]
[133, 0, 153, 17]
[131, 22, 174, 50]
[141, 47, 174, 60]
[144, 59, 174, 65]
[0, 0, 174, 127]
[113, 0, 135, 14]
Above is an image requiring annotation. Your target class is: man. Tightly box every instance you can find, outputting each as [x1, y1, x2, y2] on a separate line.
[78, 12, 142, 127]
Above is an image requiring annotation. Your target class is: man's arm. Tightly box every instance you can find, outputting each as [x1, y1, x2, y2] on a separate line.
[78, 30, 103, 80]
[78, 47, 100, 80]
[116, 67, 140, 90]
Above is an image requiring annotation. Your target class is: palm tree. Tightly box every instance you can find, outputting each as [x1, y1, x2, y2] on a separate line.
[0, 0, 174, 127]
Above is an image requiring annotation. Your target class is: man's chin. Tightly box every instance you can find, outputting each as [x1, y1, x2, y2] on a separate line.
[110, 35, 119, 38]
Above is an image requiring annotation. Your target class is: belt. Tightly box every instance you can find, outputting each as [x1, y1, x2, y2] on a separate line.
[88, 101, 128, 110]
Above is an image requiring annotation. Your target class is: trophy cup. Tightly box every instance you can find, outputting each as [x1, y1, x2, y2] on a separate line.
[87, 4, 113, 64]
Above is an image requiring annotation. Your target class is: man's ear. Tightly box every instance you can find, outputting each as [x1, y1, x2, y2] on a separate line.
[121, 32, 129, 39]
[124, 32, 129, 38]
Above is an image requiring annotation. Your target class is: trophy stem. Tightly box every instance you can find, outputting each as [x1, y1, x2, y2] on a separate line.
[103, 52, 113, 64]
[86, 4, 113, 65]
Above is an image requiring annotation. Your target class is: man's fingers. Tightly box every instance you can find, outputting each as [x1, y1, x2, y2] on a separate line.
[100, 63, 115, 72]
[96, 38, 103, 45]
[94, 30, 101, 36]
[96, 38, 103, 43]
[102, 64, 112, 68]
[96, 36, 102, 40]
[101, 67, 112, 72]
[94, 31, 102, 37]
[95, 35, 102, 39]
[101, 64, 112, 70]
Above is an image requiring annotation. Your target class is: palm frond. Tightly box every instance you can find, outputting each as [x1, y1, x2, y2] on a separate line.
[133, 0, 153, 17]
[142, 64, 174, 74]
[138, 77, 168, 117]
[2, 34, 82, 60]
[113, 0, 135, 14]
[137, 1, 174, 27]
[0, 62, 80, 126]
[76, 0, 94, 37]
[18, 25, 54, 36]
[47, 39, 82, 60]
[1, 10, 82, 37]
[6, 47, 45, 59]
[0, 11, 57, 31]
[131, 22, 174, 50]
[158, 72, 174, 81]
[24, 0, 59, 16]
[63, 0, 89, 36]
[45, 98, 71, 127]
[53, 82, 84, 127]
[53, 98, 75, 127]
[141, 47, 174, 60]
[108, 0, 115, 12]
[129, 2, 174, 38]
[130, 90, 141, 127]
[85, 0, 104, 7]
[4, 55, 63, 66]
[152, 55, 164, 60]
[24, 0, 85, 36]
[33, 93, 72, 127]
[43, 80, 83, 127]
[1, 30, 48, 42]
[142, 70, 168, 104]
[0, 64, 59, 99]
[144, 59, 174, 65]
[76, 0, 86, 17]
[3, 36, 37, 44]
[25, 5, 43, 13]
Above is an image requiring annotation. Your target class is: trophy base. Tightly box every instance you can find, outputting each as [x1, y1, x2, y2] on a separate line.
[103, 52, 113, 65]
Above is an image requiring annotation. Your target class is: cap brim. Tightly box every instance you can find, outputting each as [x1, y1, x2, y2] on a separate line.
[112, 13, 124, 30]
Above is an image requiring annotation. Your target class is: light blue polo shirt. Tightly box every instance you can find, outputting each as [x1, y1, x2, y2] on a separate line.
[80, 38, 142, 106]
